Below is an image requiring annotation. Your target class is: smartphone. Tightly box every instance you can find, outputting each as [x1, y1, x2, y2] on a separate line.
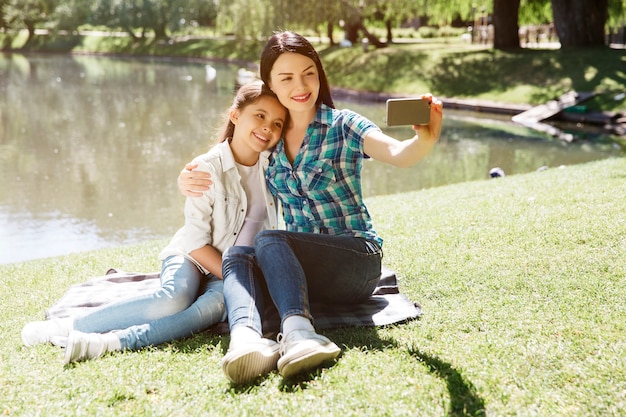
[385, 98, 430, 126]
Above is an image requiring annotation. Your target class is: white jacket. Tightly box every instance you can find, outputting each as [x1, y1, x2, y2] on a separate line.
[159, 140, 278, 274]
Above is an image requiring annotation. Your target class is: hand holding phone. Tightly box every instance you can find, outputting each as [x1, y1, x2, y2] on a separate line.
[385, 98, 431, 126]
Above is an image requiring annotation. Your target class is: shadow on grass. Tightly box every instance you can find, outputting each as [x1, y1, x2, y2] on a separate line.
[408, 347, 486, 417]
[429, 47, 626, 105]
[334, 327, 485, 416]
[194, 324, 485, 416]
[275, 327, 485, 417]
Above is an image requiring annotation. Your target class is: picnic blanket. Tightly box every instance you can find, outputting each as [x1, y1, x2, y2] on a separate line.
[46, 266, 422, 335]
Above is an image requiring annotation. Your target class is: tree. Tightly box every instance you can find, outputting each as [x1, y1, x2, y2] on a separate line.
[366, 0, 426, 43]
[217, 0, 274, 45]
[91, 0, 209, 40]
[188, 0, 219, 28]
[551, 0, 609, 47]
[493, 0, 520, 49]
[0, 0, 7, 30]
[92, 0, 145, 40]
[52, 0, 95, 32]
[607, 0, 625, 28]
[3, 0, 57, 44]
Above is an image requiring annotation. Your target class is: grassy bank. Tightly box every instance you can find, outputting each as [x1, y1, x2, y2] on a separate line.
[2, 157, 625, 416]
[2, 31, 626, 113]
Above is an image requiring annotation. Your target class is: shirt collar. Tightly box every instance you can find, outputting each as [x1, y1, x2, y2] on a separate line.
[217, 140, 237, 172]
[315, 103, 333, 127]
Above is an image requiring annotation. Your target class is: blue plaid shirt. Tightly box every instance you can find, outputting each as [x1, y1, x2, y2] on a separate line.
[267, 104, 383, 247]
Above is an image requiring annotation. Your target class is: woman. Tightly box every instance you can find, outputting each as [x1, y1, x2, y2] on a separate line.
[22, 81, 287, 365]
[179, 31, 443, 384]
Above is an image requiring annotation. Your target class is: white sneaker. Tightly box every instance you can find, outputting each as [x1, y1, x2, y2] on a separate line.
[221, 339, 280, 384]
[21, 318, 73, 347]
[64, 331, 121, 365]
[277, 330, 340, 379]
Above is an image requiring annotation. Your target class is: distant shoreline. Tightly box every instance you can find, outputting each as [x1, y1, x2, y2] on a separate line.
[3, 48, 623, 138]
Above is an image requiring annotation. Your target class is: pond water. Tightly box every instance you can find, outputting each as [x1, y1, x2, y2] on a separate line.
[0, 53, 622, 264]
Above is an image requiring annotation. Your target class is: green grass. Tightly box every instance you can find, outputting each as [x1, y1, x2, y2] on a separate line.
[321, 43, 626, 111]
[3, 157, 625, 416]
[2, 31, 625, 112]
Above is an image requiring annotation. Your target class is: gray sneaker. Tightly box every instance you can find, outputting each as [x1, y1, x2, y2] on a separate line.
[21, 318, 73, 347]
[64, 331, 120, 365]
[277, 330, 340, 379]
[221, 338, 280, 384]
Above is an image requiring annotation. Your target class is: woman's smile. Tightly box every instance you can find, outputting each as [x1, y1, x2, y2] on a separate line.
[291, 92, 312, 103]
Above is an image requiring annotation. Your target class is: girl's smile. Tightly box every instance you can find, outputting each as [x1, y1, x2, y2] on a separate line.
[230, 95, 286, 165]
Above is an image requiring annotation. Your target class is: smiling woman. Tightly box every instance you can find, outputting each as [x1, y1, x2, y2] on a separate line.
[0, 53, 621, 265]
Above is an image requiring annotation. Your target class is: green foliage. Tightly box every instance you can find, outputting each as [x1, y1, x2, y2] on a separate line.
[1, 1, 624, 50]
[217, 0, 274, 42]
[51, 0, 95, 31]
[3, 0, 57, 33]
[426, 0, 493, 25]
[607, 0, 626, 27]
[75, 0, 218, 39]
[518, 0, 552, 25]
[0, 0, 6, 29]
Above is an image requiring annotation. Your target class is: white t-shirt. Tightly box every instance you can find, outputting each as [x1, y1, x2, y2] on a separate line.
[234, 160, 266, 246]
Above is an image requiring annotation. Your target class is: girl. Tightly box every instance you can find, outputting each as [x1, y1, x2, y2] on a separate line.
[179, 31, 444, 384]
[22, 80, 287, 365]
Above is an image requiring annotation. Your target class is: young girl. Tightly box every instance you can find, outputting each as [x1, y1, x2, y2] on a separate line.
[180, 31, 444, 384]
[21, 80, 287, 365]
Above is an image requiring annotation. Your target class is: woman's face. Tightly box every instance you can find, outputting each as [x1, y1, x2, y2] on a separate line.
[268, 52, 320, 114]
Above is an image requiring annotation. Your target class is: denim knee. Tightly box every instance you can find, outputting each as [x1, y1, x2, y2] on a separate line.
[253, 229, 286, 250]
[223, 245, 254, 259]
[152, 285, 197, 315]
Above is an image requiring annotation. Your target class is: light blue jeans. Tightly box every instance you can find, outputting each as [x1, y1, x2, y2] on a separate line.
[222, 230, 382, 335]
[73, 255, 226, 350]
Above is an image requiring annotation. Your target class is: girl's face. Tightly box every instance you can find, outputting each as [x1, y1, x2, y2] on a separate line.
[230, 95, 286, 161]
[268, 52, 320, 113]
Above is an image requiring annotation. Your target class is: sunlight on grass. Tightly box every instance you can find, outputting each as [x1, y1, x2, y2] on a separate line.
[1, 31, 625, 416]
[3, 158, 625, 416]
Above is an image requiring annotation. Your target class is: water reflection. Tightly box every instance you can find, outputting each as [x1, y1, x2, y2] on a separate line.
[0, 54, 622, 264]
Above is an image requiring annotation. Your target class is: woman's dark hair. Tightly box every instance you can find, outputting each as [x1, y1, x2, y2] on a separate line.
[259, 31, 335, 109]
[218, 79, 286, 142]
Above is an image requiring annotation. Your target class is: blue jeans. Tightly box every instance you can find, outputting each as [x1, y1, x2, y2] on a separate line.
[73, 255, 226, 350]
[222, 230, 382, 335]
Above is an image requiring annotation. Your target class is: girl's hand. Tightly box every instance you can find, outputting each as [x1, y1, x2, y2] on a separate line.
[178, 162, 212, 197]
[412, 93, 443, 143]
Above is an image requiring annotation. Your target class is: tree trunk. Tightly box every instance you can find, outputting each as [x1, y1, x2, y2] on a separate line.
[358, 20, 386, 48]
[123, 25, 140, 40]
[343, 12, 385, 48]
[386, 19, 393, 43]
[344, 21, 359, 44]
[24, 21, 35, 46]
[327, 21, 335, 45]
[551, 0, 608, 47]
[153, 23, 168, 40]
[493, 0, 520, 49]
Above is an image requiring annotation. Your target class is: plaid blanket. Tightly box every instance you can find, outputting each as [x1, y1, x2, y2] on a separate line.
[46, 266, 421, 334]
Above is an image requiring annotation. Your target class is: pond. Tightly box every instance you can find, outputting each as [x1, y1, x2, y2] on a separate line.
[0, 53, 622, 264]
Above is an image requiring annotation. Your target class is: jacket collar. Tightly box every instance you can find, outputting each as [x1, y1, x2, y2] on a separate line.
[217, 140, 271, 172]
